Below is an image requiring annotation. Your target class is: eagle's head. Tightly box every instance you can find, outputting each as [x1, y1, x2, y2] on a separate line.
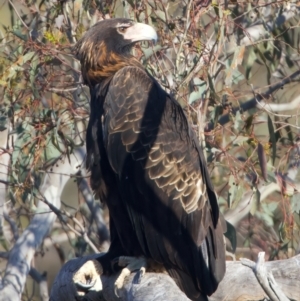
[74, 18, 157, 84]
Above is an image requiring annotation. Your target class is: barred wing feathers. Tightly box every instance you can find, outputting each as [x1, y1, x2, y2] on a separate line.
[99, 66, 225, 298]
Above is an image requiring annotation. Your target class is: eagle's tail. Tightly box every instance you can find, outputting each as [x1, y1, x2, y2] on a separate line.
[168, 219, 225, 301]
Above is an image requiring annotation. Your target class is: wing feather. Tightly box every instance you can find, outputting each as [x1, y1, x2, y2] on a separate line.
[105, 67, 216, 215]
[102, 66, 225, 297]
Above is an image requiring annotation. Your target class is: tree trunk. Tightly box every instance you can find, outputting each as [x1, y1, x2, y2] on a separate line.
[50, 253, 300, 301]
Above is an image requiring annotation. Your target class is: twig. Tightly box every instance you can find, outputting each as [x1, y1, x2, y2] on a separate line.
[8, 0, 29, 30]
[175, 0, 193, 76]
[41, 194, 99, 253]
[259, 97, 300, 116]
[240, 252, 290, 301]
[29, 268, 49, 301]
[0, 251, 9, 258]
[251, 84, 300, 118]
[48, 87, 79, 92]
[0, 179, 13, 186]
[77, 171, 110, 249]
[3, 210, 19, 241]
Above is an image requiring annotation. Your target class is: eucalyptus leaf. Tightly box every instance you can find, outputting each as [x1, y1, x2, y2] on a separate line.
[225, 46, 245, 86]
[142, 45, 162, 60]
[233, 111, 243, 131]
[227, 175, 237, 208]
[291, 194, 300, 213]
[245, 47, 257, 80]
[11, 29, 27, 41]
[0, 115, 7, 131]
[267, 115, 277, 165]
[188, 78, 206, 104]
[250, 187, 260, 215]
[224, 221, 237, 253]
[257, 143, 267, 181]
[154, 10, 166, 22]
[21, 51, 35, 64]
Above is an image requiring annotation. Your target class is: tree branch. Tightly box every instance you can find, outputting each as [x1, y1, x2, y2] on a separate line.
[0, 148, 86, 300]
[240, 252, 290, 301]
[77, 170, 110, 250]
[29, 268, 49, 301]
[206, 69, 300, 131]
[50, 253, 300, 301]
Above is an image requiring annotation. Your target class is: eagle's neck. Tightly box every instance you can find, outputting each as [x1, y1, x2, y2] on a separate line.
[81, 43, 143, 86]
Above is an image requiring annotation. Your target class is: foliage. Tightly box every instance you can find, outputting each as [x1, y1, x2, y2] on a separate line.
[0, 0, 300, 300]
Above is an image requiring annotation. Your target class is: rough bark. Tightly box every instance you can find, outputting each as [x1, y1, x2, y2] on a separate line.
[50, 253, 300, 301]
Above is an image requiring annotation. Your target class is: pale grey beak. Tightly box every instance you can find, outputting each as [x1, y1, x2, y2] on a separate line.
[123, 22, 158, 44]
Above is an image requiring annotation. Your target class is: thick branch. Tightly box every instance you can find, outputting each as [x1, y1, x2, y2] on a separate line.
[0, 147, 86, 301]
[206, 69, 300, 131]
[50, 253, 300, 301]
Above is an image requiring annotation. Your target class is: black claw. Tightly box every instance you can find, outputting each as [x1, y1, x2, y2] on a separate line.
[114, 286, 120, 298]
[75, 280, 96, 292]
[136, 271, 143, 284]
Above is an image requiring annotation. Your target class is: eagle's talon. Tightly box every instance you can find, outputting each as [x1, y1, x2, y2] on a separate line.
[73, 260, 103, 296]
[113, 256, 147, 296]
[136, 267, 146, 284]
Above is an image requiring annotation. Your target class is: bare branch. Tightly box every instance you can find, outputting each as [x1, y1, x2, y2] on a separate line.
[41, 195, 99, 254]
[175, 0, 193, 76]
[206, 69, 300, 131]
[240, 252, 290, 301]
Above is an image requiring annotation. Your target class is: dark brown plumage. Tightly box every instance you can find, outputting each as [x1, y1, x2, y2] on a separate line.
[75, 18, 225, 301]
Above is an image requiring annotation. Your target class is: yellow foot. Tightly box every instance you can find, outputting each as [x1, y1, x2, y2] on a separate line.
[73, 259, 103, 296]
[114, 256, 147, 297]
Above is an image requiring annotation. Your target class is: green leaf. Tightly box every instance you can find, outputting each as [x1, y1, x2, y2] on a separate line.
[30, 55, 40, 98]
[245, 114, 254, 134]
[154, 10, 166, 22]
[234, 110, 243, 131]
[225, 45, 245, 86]
[207, 74, 219, 103]
[21, 51, 35, 64]
[267, 115, 277, 165]
[11, 29, 27, 41]
[250, 187, 260, 215]
[44, 133, 64, 165]
[0, 115, 7, 131]
[284, 124, 294, 144]
[245, 47, 257, 80]
[213, 105, 223, 129]
[224, 221, 237, 253]
[257, 143, 267, 181]
[142, 45, 162, 60]
[11, 122, 35, 202]
[188, 78, 206, 104]
[227, 175, 237, 208]
[291, 194, 300, 213]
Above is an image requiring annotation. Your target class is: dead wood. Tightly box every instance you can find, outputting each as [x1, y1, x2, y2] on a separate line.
[50, 253, 300, 301]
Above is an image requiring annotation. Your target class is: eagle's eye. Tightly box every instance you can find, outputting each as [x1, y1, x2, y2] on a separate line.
[118, 27, 127, 33]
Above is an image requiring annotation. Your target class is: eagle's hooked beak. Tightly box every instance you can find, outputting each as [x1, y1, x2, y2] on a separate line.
[124, 22, 158, 44]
